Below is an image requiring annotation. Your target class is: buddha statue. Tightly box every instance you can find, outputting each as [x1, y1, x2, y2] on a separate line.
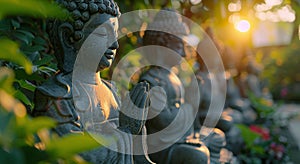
[32, 0, 150, 163]
[194, 28, 244, 158]
[189, 53, 236, 162]
[138, 9, 209, 164]
[238, 48, 272, 101]
[219, 46, 258, 126]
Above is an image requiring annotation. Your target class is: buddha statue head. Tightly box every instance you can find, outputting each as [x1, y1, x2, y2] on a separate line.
[142, 8, 189, 67]
[48, 0, 121, 73]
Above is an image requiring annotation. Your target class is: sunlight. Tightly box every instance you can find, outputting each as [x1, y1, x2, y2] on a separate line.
[265, 0, 283, 7]
[254, 1, 295, 23]
[228, 1, 241, 12]
[190, 0, 202, 5]
[235, 20, 250, 33]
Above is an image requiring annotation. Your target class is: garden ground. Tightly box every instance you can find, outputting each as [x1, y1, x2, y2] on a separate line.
[278, 104, 300, 163]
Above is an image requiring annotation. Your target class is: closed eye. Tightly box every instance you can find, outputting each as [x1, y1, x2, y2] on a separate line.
[93, 26, 108, 37]
[93, 32, 107, 37]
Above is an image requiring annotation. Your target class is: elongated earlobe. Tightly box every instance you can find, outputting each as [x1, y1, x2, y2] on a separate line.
[57, 22, 77, 73]
[58, 22, 74, 49]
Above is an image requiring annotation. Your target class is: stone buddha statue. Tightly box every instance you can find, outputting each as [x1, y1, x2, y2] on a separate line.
[194, 28, 244, 159]
[32, 0, 150, 163]
[218, 45, 258, 127]
[190, 53, 236, 162]
[138, 9, 209, 164]
[238, 48, 272, 101]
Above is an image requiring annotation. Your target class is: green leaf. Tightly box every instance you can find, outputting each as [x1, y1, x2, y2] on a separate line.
[13, 32, 32, 44]
[32, 36, 47, 46]
[38, 66, 57, 73]
[27, 45, 45, 52]
[20, 146, 49, 164]
[15, 69, 45, 82]
[0, 147, 25, 164]
[0, 0, 69, 20]
[22, 46, 45, 60]
[21, 117, 56, 135]
[0, 67, 15, 93]
[252, 146, 265, 155]
[33, 55, 53, 65]
[0, 89, 25, 113]
[13, 90, 33, 108]
[0, 39, 32, 74]
[0, 19, 12, 31]
[15, 80, 36, 92]
[0, 110, 14, 135]
[16, 30, 35, 39]
[11, 19, 20, 29]
[46, 133, 104, 158]
[23, 51, 39, 62]
[237, 124, 261, 148]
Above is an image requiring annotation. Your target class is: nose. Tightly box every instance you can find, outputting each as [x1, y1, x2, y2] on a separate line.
[177, 47, 186, 57]
[110, 41, 119, 49]
[181, 49, 186, 57]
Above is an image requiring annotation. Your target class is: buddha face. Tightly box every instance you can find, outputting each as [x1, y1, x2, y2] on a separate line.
[81, 13, 119, 72]
[144, 32, 186, 68]
[165, 36, 186, 66]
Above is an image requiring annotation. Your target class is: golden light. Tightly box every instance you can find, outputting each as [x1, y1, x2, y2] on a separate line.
[235, 20, 251, 32]
[228, 1, 241, 12]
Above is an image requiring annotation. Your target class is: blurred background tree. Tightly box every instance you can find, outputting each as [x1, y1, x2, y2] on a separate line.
[113, 0, 300, 102]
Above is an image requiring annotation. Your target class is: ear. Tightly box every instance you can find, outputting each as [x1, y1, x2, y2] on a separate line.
[57, 23, 77, 73]
[58, 22, 74, 49]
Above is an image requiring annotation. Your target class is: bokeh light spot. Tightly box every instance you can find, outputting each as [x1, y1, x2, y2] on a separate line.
[235, 20, 250, 32]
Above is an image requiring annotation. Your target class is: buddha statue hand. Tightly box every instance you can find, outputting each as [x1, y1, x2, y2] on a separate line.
[119, 81, 150, 135]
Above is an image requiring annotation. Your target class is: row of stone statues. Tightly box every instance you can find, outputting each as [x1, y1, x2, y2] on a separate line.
[31, 0, 269, 163]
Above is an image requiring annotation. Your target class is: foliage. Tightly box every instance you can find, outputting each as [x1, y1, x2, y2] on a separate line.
[237, 94, 292, 163]
[261, 39, 300, 101]
[0, 0, 106, 163]
[0, 68, 103, 163]
[254, 0, 300, 101]
[0, 0, 68, 19]
[248, 92, 276, 120]
[0, 39, 32, 74]
[0, 15, 60, 110]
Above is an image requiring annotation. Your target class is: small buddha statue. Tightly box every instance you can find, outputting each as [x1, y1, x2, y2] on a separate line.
[190, 54, 236, 162]
[32, 0, 150, 163]
[221, 46, 257, 126]
[138, 9, 209, 164]
[194, 29, 245, 158]
[238, 48, 273, 101]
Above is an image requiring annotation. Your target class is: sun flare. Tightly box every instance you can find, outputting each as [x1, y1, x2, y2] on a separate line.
[235, 20, 251, 32]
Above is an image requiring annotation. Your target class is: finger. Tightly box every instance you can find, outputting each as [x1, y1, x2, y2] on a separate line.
[141, 81, 150, 92]
[130, 82, 142, 101]
[145, 82, 150, 92]
[130, 81, 148, 103]
[134, 87, 146, 108]
[137, 91, 147, 109]
[142, 77, 156, 87]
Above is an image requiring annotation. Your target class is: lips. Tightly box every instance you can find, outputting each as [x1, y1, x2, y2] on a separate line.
[104, 49, 115, 59]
